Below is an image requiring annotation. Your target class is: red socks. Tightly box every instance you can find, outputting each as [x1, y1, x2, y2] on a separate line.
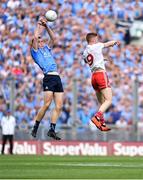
[95, 111, 103, 120]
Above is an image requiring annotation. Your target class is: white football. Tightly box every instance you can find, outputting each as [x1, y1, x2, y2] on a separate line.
[45, 10, 57, 22]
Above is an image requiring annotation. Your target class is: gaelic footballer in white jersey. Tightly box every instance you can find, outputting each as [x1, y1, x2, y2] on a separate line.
[83, 32, 120, 132]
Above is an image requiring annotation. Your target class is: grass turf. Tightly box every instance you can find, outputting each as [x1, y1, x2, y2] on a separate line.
[0, 155, 143, 179]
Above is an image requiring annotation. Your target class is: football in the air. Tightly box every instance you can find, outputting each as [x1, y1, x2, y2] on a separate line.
[45, 10, 57, 22]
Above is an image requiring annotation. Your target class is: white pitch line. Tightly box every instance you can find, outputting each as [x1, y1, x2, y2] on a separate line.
[51, 162, 143, 168]
[1, 162, 143, 168]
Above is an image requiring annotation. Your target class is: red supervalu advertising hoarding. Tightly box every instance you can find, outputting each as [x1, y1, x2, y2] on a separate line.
[1, 141, 143, 156]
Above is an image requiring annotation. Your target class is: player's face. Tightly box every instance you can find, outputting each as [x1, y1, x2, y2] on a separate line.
[92, 36, 98, 43]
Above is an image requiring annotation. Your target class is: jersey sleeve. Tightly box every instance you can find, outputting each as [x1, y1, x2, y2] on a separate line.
[97, 42, 104, 49]
[92, 43, 104, 53]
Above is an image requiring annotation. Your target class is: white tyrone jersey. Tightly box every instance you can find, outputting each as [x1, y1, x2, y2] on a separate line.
[83, 42, 105, 72]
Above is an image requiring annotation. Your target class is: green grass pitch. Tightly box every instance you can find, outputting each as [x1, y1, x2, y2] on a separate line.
[0, 155, 143, 179]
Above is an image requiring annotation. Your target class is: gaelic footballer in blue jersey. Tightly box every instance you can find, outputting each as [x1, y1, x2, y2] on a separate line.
[30, 16, 64, 140]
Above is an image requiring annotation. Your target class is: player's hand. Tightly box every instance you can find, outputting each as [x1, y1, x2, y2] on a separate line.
[115, 41, 120, 46]
[38, 16, 47, 27]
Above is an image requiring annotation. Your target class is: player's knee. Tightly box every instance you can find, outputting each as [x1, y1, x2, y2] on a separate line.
[43, 102, 50, 110]
[55, 105, 62, 113]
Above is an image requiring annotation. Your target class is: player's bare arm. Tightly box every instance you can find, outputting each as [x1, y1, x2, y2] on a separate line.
[32, 19, 44, 50]
[39, 16, 55, 47]
[104, 41, 120, 48]
[45, 24, 55, 47]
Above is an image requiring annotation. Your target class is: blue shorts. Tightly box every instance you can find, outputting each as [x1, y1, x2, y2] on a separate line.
[43, 74, 64, 92]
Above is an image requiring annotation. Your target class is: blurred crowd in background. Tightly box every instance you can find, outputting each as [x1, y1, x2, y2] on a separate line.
[0, 0, 143, 132]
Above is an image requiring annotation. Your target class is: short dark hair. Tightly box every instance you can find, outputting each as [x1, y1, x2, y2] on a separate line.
[86, 33, 97, 43]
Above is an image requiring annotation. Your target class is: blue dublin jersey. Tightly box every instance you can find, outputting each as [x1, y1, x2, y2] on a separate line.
[30, 45, 57, 74]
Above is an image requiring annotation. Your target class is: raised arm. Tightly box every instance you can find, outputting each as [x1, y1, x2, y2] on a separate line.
[45, 25, 55, 47]
[104, 40, 120, 48]
[31, 18, 45, 50]
[39, 16, 55, 47]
